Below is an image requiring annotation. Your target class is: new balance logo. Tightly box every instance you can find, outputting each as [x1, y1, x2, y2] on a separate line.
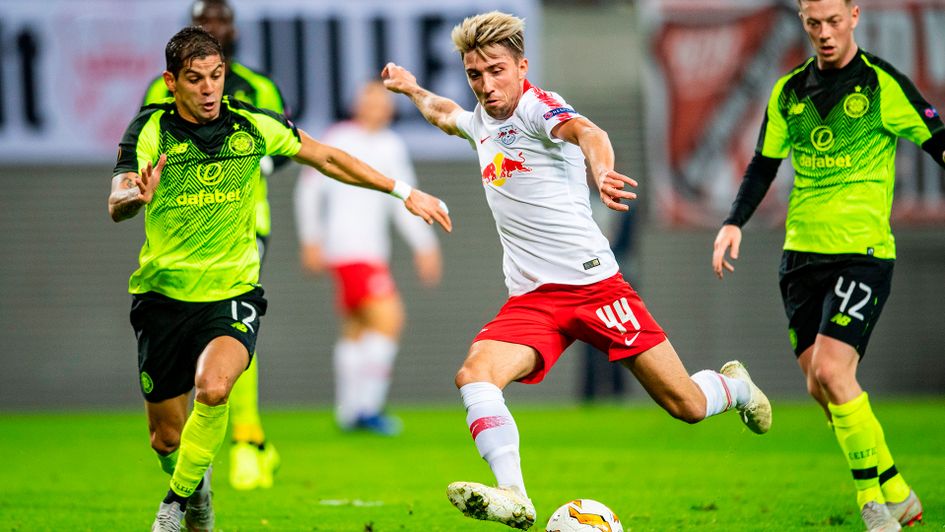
[830, 313, 852, 326]
[168, 143, 189, 155]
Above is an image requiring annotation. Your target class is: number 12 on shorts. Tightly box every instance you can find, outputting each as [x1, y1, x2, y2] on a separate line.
[596, 297, 640, 333]
[231, 300, 258, 333]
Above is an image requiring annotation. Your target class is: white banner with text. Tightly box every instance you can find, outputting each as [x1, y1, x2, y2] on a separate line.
[0, 0, 540, 163]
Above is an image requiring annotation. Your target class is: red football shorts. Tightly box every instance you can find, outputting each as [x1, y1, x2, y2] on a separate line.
[330, 262, 397, 313]
[473, 273, 666, 384]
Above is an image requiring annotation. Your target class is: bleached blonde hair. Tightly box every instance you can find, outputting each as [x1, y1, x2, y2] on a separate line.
[450, 11, 525, 59]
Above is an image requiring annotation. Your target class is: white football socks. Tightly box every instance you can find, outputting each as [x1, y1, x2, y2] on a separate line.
[358, 331, 398, 417]
[334, 332, 399, 426]
[333, 338, 361, 427]
[460, 382, 527, 497]
[691, 369, 751, 418]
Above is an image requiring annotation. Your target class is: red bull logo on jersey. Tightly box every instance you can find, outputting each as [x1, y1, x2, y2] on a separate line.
[481, 151, 532, 186]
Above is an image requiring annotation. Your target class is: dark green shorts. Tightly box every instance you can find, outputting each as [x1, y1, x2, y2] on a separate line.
[779, 251, 893, 358]
[130, 287, 267, 402]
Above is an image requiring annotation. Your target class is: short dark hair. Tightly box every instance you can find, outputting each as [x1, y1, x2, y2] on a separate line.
[164, 26, 224, 77]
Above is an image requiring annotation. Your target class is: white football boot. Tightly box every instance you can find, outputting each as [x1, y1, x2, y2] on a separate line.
[184, 466, 214, 532]
[886, 490, 922, 527]
[861, 501, 902, 532]
[447, 481, 536, 530]
[151, 500, 184, 532]
[720, 360, 772, 434]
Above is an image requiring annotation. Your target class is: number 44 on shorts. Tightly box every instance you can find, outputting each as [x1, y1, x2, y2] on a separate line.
[596, 297, 640, 333]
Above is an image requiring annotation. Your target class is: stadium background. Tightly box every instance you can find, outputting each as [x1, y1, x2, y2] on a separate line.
[0, 0, 942, 410]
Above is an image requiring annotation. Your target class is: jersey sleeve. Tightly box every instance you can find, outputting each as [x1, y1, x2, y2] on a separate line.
[250, 108, 302, 157]
[113, 108, 162, 176]
[522, 87, 582, 142]
[454, 110, 477, 149]
[874, 63, 945, 146]
[755, 76, 792, 158]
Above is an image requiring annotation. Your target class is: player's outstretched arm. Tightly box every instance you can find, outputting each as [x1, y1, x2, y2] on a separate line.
[381, 62, 464, 137]
[553, 117, 638, 212]
[108, 154, 166, 222]
[712, 224, 742, 280]
[293, 131, 452, 233]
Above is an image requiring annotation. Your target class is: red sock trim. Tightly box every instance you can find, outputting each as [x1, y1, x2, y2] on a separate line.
[469, 416, 511, 440]
[716, 373, 733, 411]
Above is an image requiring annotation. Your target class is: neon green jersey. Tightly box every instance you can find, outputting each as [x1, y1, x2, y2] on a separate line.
[143, 62, 286, 237]
[757, 50, 944, 259]
[114, 97, 301, 301]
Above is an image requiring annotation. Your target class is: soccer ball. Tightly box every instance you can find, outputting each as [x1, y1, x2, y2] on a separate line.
[545, 499, 623, 532]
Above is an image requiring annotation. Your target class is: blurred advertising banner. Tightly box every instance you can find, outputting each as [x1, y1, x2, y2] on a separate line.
[0, 0, 540, 163]
[642, 0, 945, 227]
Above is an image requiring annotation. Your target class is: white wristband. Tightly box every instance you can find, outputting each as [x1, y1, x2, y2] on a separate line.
[390, 179, 413, 201]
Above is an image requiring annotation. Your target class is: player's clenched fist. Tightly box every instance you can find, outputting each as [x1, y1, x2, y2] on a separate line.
[381, 62, 419, 94]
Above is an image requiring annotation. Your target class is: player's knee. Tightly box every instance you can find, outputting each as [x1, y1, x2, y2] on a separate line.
[810, 361, 842, 390]
[150, 429, 180, 455]
[454, 366, 475, 389]
[194, 379, 230, 406]
[454, 363, 490, 389]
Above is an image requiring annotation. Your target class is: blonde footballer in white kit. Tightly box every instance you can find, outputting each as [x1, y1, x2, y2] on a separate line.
[382, 11, 774, 529]
[295, 82, 442, 435]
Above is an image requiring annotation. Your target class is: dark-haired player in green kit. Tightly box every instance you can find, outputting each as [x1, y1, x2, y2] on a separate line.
[110, 26, 451, 532]
[711, 0, 943, 530]
[143, 0, 287, 492]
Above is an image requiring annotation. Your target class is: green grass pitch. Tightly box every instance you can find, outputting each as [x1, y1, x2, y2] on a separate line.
[1, 399, 941, 530]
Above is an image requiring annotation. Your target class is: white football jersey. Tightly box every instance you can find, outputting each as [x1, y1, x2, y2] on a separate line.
[294, 121, 438, 265]
[455, 80, 618, 296]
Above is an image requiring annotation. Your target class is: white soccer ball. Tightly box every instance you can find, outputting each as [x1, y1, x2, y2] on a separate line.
[545, 499, 624, 532]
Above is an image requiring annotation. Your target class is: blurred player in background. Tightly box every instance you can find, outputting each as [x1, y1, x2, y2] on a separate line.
[383, 11, 771, 529]
[143, 0, 288, 491]
[294, 81, 442, 435]
[712, 0, 943, 529]
[113, 26, 451, 532]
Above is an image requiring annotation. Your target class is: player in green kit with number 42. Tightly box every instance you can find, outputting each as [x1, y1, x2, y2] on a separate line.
[109, 26, 451, 532]
[712, 0, 944, 530]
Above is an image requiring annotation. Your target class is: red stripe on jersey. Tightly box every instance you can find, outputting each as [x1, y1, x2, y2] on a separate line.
[526, 79, 573, 121]
[469, 416, 510, 440]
